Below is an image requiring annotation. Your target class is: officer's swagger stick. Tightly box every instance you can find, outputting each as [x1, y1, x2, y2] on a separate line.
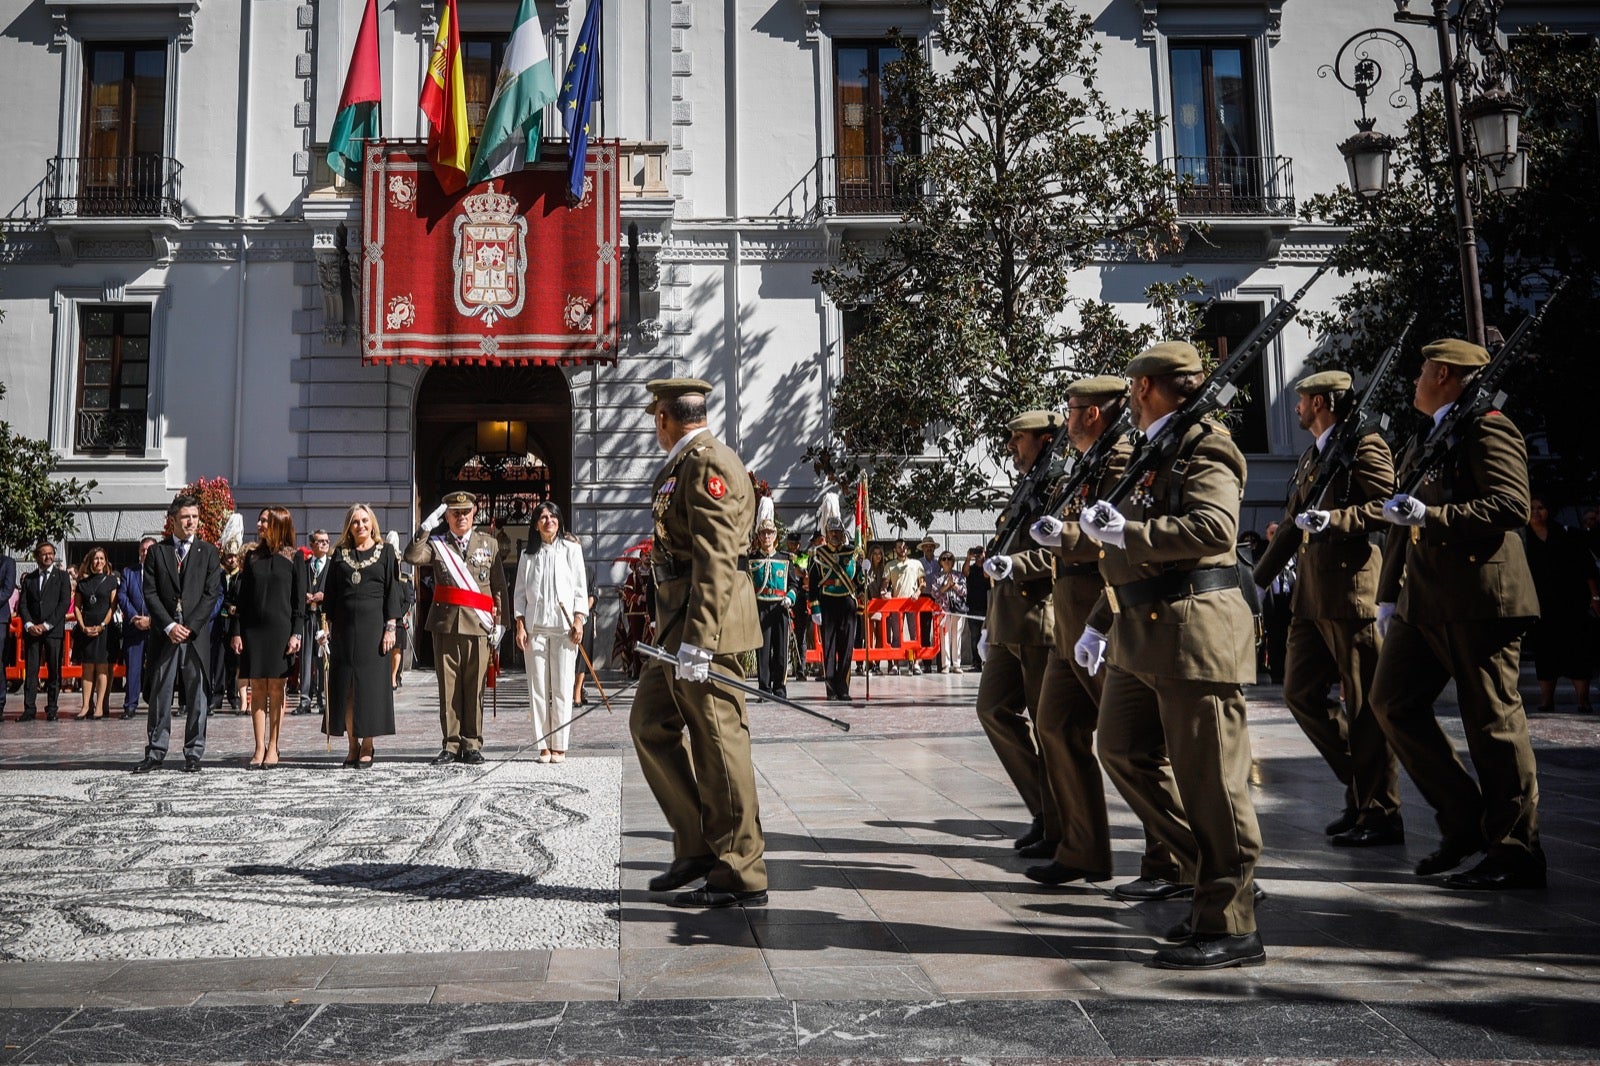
[636, 642, 851, 732]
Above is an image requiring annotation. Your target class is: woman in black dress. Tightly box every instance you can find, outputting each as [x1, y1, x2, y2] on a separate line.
[230, 507, 305, 768]
[72, 546, 118, 720]
[323, 504, 403, 767]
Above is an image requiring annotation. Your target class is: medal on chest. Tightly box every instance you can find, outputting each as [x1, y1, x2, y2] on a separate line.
[1131, 469, 1158, 510]
[653, 477, 677, 520]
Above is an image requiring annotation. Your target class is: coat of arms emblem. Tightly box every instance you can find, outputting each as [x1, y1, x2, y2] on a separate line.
[452, 183, 528, 327]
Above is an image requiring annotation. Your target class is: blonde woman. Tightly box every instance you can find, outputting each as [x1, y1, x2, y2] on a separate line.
[230, 508, 305, 768]
[323, 504, 402, 767]
[513, 501, 588, 763]
[72, 546, 119, 719]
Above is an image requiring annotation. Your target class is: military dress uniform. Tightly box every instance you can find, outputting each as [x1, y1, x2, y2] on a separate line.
[631, 378, 767, 898]
[809, 534, 860, 701]
[1370, 339, 1544, 887]
[1253, 370, 1402, 843]
[1086, 342, 1261, 957]
[404, 493, 509, 761]
[748, 529, 795, 698]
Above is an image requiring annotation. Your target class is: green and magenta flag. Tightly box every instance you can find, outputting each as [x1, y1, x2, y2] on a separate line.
[325, 0, 382, 183]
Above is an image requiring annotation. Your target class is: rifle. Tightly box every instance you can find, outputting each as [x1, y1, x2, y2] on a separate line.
[1397, 277, 1567, 496]
[1041, 406, 1132, 519]
[1099, 261, 1334, 510]
[986, 421, 1072, 559]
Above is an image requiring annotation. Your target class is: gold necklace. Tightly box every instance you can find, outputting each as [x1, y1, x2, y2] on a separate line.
[340, 543, 383, 585]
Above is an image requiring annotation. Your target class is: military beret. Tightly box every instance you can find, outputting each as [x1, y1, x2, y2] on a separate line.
[1066, 374, 1129, 401]
[1422, 338, 1490, 367]
[1125, 340, 1203, 378]
[1295, 369, 1353, 394]
[441, 490, 478, 509]
[644, 377, 713, 414]
[1006, 409, 1065, 432]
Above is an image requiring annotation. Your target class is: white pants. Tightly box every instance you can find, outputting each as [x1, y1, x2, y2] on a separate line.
[527, 625, 577, 752]
[941, 616, 965, 670]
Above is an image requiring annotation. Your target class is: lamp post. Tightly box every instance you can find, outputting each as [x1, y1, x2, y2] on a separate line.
[1321, 0, 1527, 345]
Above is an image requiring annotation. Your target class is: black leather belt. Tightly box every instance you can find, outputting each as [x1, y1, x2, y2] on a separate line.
[654, 555, 749, 582]
[1110, 565, 1238, 611]
[1059, 563, 1100, 577]
[1306, 531, 1370, 545]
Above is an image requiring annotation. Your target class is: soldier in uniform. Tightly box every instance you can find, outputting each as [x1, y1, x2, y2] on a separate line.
[633, 378, 768, 908]
[1078, 341, 1263, 970]
[1370, 338, 1545, 889]
[748, 517, 794, 699]
[1254, 369, 1402, 846]
[809, 518, 860, 702]
[404, 491, 508, 766]
[979, 410, 1062, 856]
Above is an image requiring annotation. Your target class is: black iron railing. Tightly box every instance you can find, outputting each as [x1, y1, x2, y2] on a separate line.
[818, 154, 924, 216]
[75, 410, 146, 454]
[1171, 155, 1295, 217]
[45, 156, 183, 219]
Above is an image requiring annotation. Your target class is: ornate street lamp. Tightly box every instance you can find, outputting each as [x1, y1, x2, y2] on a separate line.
[1320, 0, 1526, 344]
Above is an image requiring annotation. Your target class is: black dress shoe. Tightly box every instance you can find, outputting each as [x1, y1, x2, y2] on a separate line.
[1113, 877, 1194, 902]
[1025, 862, 1110, 886]
[1415, 836, 1484, 876]
[17, 711, 37, 721]
[648, 856, 717, 892]
[431, 750, 457, 766]
[1164, 885, 1266, 942]
[670, 887, 768, 909]
[1444, 855, 1547, 890]
[121, 708, 138, 720]
[1153, 931, 1265, 970]
[182, 757, 202, 773]
[459, 750, 485, 765]
[45, 712, 58, 722]
[247, 761, 266, 771]
[1325, 808, 1360, 836]
[1013, 817, 1045, 851]
[1331, 823, 1406, 848]
[1017, 838, 1059, 859]
[132, 756, 162, 774]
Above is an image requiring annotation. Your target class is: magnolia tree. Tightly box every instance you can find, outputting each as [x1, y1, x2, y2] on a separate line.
[0, 382, 98, 551]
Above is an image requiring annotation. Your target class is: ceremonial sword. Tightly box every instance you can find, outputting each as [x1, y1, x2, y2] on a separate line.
[635, 642, 852, 732]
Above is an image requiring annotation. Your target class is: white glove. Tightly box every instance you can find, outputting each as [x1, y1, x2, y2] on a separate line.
[420, 503, 447, 532]
[1295, 510, 1331, 534]
[1376, 602, 1397, 639]
[675, 641, 712, 683]
[1073, 625, 1108, 677]
[983, 555, 1014, 581]
[977, 627, 990, 661]
[1079, 501, 1127, 548]
[811, 610, 822, 626]
[1029, 516, 1064, 547]
[491, 625, 504, 647]
[1382, 494, 1427, 527]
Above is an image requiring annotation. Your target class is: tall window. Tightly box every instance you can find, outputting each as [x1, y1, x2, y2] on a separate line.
[840, 304, 876, 379]
[1195, 301, 1269, 455]
[80, 42, 167, 214]
[461, 36, 510, 145]
[833, 41, 919, 213]
[75, 306, 151, 455]
[1170, 41, 1257, 213]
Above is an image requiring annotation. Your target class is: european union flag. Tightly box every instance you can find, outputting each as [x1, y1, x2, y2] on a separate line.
[557, 0, 602, 203]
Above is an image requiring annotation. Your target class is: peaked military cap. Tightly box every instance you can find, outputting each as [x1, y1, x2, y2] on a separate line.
[1066, 374, 1129, 401]
[1421, 338, 1491, 367]
[645, 377, 714, 414]
[1295, 369, 1353, 394]
[1125, 340, 1203, 377]
[442, 490, 478, 509]
[1006, 409, 1065, 432]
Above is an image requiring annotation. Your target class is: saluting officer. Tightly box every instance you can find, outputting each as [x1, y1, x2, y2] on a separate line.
[1078, 341, 1263, 970]
[748, 516, 795, 699]
[979, 410, 1062, 857]
[1370, 338, 1545, 889]
[405, 491, 508, 765]
[633, 378, 768, 908]
[1254, 369, 1402, 847]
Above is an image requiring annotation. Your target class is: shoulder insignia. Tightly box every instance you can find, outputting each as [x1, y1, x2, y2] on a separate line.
[707, 474, 727, 499]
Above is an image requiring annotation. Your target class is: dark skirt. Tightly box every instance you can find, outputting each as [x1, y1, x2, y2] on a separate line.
[74, 574, 117, 664]
[236, 553, 305, 680]
[323, 544, 401, 739]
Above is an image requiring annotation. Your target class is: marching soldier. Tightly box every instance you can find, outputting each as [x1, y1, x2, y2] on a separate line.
[979, 410, 1062, 856]
[404, 491, 508, 765]
[809, 517, 860, 702]
[632, 378, 768, 908]
[1370, 338, 1545, 889]
[749, 513, 794, 699]
[1254, 369, 1402, 847]
[1078, 341, 1263, 970]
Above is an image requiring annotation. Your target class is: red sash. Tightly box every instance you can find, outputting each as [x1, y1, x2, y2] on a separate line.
[433, 585, 495, 612]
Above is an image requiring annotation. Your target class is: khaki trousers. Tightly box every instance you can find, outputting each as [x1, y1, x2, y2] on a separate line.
[1282, 615, 1401, 826]
[1033, 650, 1110, 876]
[1369, 617, 1541, 863]
[1099, 665, 1260, 935]
[435, 632, 489, 754]
[976, 640, 1053, 836]
[631, 653, 767, 892]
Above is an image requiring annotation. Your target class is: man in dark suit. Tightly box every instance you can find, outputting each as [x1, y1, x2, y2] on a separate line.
[0, 551, 15, 720]
[296, 529, 331, 714]
[18, 542, 70, 722]
[134, 494, 223, 773]
[119, 537, 158, 719]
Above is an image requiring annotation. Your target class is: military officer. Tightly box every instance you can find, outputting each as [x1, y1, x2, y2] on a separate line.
[1254, 369, 1402, 847]
[633, 377, 768, 908]
[1078, 340, 1263, 970]
[748, 517, 794, 698]
[1370, 338, 1545, 889]
[1022, 375, 1178, 889]
[809, 518, 860, 701]
[979, 409, 1062, 856]
[404, 491, 508, 765]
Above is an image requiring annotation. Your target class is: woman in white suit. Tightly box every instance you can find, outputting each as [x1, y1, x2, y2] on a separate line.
[513, 501, 589, 763]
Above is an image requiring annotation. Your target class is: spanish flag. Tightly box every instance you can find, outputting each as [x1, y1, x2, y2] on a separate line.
[419, 0, 469, 194]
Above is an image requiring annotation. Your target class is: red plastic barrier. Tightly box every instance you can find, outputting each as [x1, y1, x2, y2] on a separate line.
[6, 615, 127, 683]
[804, 596, 943, 664]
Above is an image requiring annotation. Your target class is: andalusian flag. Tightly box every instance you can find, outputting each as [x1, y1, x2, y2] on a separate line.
[467, 0, 558, 185]
[325, 0, 382, 183]
[557, 0, 603, 203]
[419, 0, 469, 194]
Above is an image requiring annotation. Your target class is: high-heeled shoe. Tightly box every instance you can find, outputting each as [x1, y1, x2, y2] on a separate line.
[550, 751, 566, 763]
[537, 750, 552, 764]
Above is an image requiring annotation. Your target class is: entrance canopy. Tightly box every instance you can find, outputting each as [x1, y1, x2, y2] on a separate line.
[360, 141, 620, 366]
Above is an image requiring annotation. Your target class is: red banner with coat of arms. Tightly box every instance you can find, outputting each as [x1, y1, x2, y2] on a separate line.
[360, 141, 619, 365]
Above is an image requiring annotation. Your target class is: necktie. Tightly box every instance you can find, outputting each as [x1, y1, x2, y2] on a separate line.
[176, 540, 188, 572]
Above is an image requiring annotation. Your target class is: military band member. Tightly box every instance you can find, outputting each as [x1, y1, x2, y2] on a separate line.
[1370, 338, 1545, 889]
[632, 378, 768, 908]
[809, 519, 860, 702]
[979, 409, 1062, 856]
[1254, 369, 1402, 847]
[1078, 341, 1263, 970]
[404, 491, 508, 766]
[749, 516, 794, 699]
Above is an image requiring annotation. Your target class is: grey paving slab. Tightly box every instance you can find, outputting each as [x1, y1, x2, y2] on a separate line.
[1375, 1000, 1600, 1060]
[0, 1008, 74, 1064]
[289, 1002, 566, 1060]
[549, 998, 794, 1056]
[1084, 999, 1430, 1058]
[17, 1005, 316, 1062]
[769, 963, 939, 1000]
[791, 999, 1110, 1057]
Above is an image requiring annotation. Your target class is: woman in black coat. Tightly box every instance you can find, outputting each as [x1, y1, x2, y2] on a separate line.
[323, 504, 403, 767]
[72, 546, 119, 719]
[230, 507, 305, 768]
